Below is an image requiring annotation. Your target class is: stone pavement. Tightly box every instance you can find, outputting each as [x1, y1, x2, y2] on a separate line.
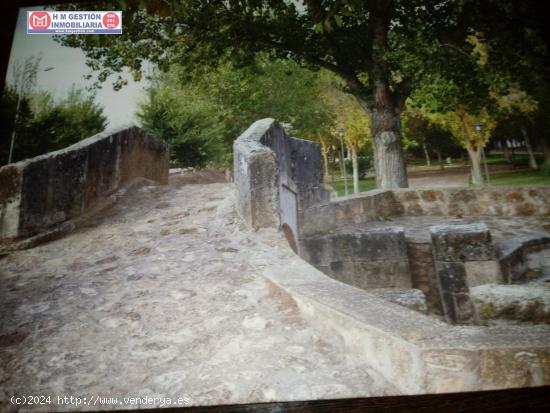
[0, 177, 396, 412]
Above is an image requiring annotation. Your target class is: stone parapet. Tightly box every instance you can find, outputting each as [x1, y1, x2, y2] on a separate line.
[301, 226, 411, 289]
[0, 125, 169, 241]
[233, 118, 329, 239]
[260, 248, 550, 394]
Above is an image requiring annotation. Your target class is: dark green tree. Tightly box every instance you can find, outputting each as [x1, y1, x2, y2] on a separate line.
[53, 1, 549, 187]
[468, 0, 550, 166]
[0, 88, 33, 165]
[138, 57, 333, 167]
[0, 87, 107, 164]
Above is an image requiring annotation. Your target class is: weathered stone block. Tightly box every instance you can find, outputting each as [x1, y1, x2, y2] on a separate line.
[407, 241, 442, 314]
[435, 261, 469, 293]
[233, 121, 280, 229]
[300, 226, 411, 290]
[471, 284, 550, 323]
[430, 223, 495, 262]
[464, 260, 502, 288]
[420, 190, 443, 202]
[352, 259, 412, 288]
[233, 118, 329, 233]
[453, 293, 479, 324]
[336, 227, 407, 260]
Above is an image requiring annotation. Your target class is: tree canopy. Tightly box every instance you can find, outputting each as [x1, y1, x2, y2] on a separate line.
[138, 57, 333, 167]
[53, 1, 550, 186]
[0, 87, 107, 164]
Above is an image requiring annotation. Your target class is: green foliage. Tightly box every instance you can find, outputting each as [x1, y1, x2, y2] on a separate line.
[488, 169, 550, 186]
[402, 108, 461, 158]
[49, 1, 550, 185]
[0, 88, 34, 164]
[137, 58, 334, 167]
[50, 1, 512, 113]
[0, 87, 107, 164]
[344, 153, 372, 179]
[330, 177, 376, 197]
[138, 84, 228, 167]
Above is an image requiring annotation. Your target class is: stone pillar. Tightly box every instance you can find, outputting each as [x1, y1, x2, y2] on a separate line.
[430, 223, 498, 325]
[233, 120, 281, 229]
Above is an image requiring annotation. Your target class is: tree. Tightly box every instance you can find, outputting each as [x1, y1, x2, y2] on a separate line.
[138, 75, 228, 167]
[0, 87, 107, 164]
[0, 88, 33, 164]
[494, 88, 539, 169]
[321, 73, 371, 193]
[55, 1, 529, 188]
[466, 1, 550, 168]
[138, 57, 333, 167]
[429, 106, 495, 186]
[403, 108, 460, 169]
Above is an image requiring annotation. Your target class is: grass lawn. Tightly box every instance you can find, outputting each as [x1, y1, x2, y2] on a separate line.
[485, 153, 545, 167]
[488, 169, 550, 186]
[327, 178, 376, 196]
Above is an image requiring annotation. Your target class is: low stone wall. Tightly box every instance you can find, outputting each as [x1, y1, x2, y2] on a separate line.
[297, 186, 549, 323]
[301, 226, 411, 289]
[233, 119, 550, 326]
[261, 248, 550, 394]
[393, 187, 550, 217]
[302, 187, 550, 237]
[0, 125, 169, 240]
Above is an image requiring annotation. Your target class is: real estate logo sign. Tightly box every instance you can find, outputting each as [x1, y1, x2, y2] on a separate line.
[27, 11, 122, 34]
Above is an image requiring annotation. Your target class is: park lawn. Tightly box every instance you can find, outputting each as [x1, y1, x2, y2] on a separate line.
[488, 169, 550, 186]
[328, 178, 377, 197]
[485, 153, 545, 167]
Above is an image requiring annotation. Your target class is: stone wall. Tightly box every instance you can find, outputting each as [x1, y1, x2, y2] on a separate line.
[262, 251, 550, 394]
[301, 226, 412, 289]
[233, 118, 329, 238]
[301, 187, 550, 235]
[393, 187, 550, 217]
[0, 125, 169, 240]
[233, 119, 550, 325]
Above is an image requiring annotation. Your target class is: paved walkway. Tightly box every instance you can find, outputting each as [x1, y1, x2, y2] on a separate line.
[0, 176, 395, 412]
[407, 166, 470, 188]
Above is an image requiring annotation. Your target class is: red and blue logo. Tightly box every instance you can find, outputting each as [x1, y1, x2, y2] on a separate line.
[27, 11, 122, 34]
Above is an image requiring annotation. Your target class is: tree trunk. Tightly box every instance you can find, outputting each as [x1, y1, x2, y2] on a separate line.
[436, 150, 444, 170]
[370, 108, 408, 188]
[542, 136, 550, 165]
[319, 136, 330, 180]
[422, 143, 431, 166]
[521, 128, 538, 169]
[467, 147, 484, 186]
[350, 145, 360, 194]
[502, 141, 510, 161]
[355, 0, 408, 189]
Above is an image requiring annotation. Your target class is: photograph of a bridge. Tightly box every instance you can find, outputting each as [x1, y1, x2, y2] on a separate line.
[1, 1, 550, 412]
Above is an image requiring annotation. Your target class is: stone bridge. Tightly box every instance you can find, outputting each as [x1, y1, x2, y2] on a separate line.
[0, 125, 169, 249]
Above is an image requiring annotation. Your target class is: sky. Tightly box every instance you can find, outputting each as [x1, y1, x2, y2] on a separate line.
[6, 6, 150, 129]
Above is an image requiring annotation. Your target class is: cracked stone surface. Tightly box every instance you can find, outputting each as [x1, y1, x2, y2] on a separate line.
[0, 176, 396, 412]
